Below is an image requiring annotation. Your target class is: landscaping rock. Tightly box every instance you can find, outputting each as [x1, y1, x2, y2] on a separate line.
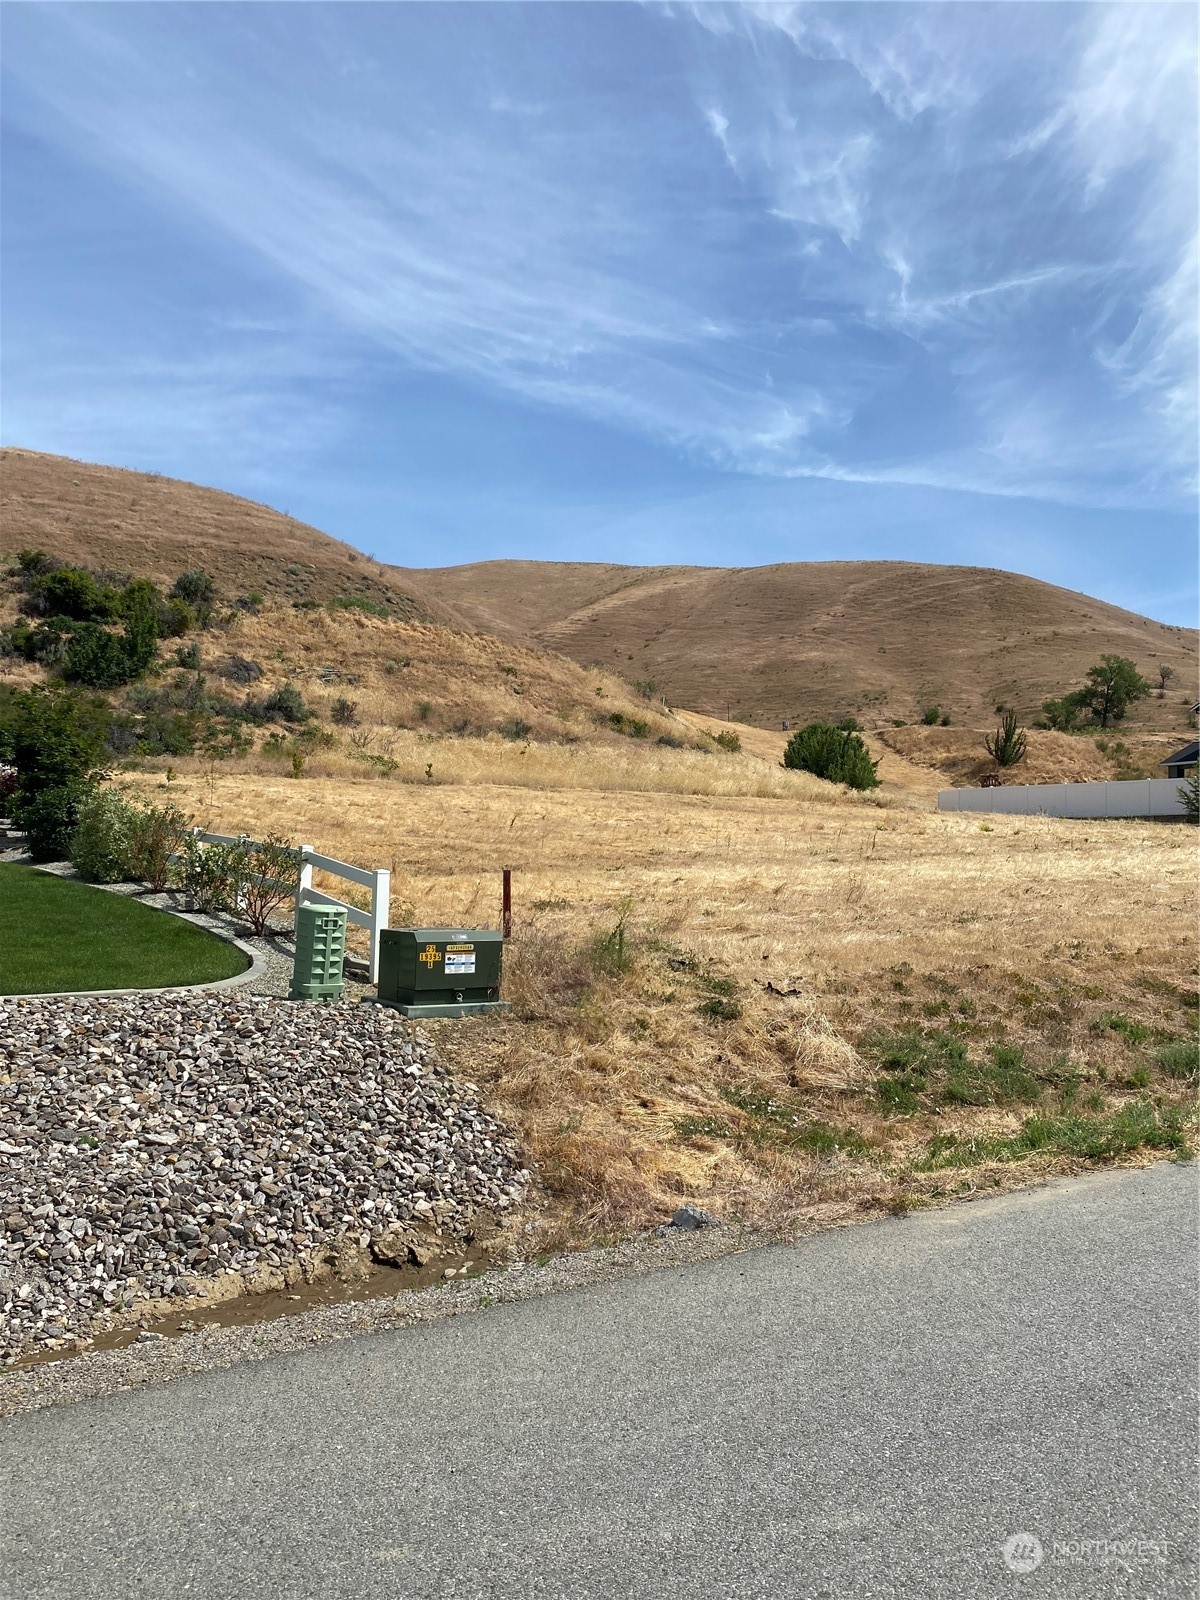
[0, 994, 529, 1361]
[668, 1204, 717, 1231]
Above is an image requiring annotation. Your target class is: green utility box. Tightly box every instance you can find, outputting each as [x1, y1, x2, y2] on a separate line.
[377, 928, 505, 1018]
[290, 902, 347, 1001]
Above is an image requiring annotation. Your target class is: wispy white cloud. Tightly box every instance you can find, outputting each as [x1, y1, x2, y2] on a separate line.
[1, 1, 1194, 511]
[688, 1, 1196, 504]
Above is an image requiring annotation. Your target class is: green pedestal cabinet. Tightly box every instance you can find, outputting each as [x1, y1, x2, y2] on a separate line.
[289, 902, 347, 1001]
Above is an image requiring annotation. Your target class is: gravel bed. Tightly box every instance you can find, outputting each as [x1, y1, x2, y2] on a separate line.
[0, 994, 528, 1362]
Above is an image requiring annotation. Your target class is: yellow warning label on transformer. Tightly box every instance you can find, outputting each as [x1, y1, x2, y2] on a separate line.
[419, 945, 441, 966]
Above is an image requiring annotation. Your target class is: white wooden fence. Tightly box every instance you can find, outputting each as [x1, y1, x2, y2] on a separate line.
[938, 778, 1188, 821]
[191, 831, 391, 983]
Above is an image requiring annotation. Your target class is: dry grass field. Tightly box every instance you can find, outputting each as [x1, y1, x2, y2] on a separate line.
[125, 746, 1199, 1246]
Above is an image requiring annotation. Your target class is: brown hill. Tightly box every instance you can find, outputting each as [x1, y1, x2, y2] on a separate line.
[397, 559, 1198, 732]
[3, 450, 1194, 739]
[0, 448, 444, 623]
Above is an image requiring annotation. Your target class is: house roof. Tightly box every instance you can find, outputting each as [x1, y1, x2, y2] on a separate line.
[1161, 739, 1200, 767]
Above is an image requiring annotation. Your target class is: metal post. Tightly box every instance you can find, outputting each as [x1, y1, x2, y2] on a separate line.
[502, 867, 512, 940]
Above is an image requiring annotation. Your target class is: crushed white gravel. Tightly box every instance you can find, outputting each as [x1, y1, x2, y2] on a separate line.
[0, 994, 528, 1362]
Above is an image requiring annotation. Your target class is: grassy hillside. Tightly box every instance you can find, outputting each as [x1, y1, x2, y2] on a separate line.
[3, 450, 1193, 780]
[0, 448, 441, 621]
[398, 558, 1198, 733]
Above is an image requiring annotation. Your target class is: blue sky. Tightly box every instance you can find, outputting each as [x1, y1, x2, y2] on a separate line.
[2, 2, 1196, 622]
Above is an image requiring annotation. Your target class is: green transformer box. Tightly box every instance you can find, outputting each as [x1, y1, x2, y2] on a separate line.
[376, 927, 506, 1018]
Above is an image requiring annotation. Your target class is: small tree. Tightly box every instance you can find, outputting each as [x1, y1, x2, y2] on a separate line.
[1076, 655, 1151, 729]
[1180, 771, 1199, 826]
[783, 722, 879, 790]
[1158, 664, 1175, 698]
[985, 711, 1028, 768]
[330, 696, 358, 726]
[1, 684, 111, 857]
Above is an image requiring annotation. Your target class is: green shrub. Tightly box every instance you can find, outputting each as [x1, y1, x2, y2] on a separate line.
[330, 697, 358, 726]
[63, 623, 145, 689]
[0, 684, 110, 800]
[607, 711, 650, 738]
[2, 685, 111, 857]
[27, 566, 121, 622]
[173, 642, 202, 669]
[174, 835, 239, 913]
[128, 802, 191, 892]
[157, 597, 194, 638]
[1179, 772, 1199, 825]
[170, 570, 215, 608]
[1037, 693, 1086, 732]
[262, 683, 310, 723]
[20, 785, 90, 863]
[69, 789, 138, 883]
[920, 706, 941, 725]
[711, 730, 741, 753]
[782, 722, 879, 790]
[985, 711, 1028, 767]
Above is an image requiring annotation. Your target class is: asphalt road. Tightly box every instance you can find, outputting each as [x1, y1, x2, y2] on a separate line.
[4, 1163, 1197, 1600]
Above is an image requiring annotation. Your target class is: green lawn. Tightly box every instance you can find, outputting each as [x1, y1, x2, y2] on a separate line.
[0, 865, 249, 995]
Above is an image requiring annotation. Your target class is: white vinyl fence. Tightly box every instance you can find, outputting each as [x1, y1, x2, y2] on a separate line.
[297, 845, 390, 984]
[190, 831, 391, 982]
[938, 778, 1188, 821]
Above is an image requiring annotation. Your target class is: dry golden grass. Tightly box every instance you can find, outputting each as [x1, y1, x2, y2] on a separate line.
[6, 449, 1195, 742]
[214, 604, 691, 753]
[877, 723, 1187, 786]
[126, 756, 1199, 1243]
[398, 555, 1199, 732]
[0, 447, 441, 620]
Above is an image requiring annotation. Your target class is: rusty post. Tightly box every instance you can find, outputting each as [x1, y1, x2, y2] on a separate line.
[502, 867, 512, 940]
